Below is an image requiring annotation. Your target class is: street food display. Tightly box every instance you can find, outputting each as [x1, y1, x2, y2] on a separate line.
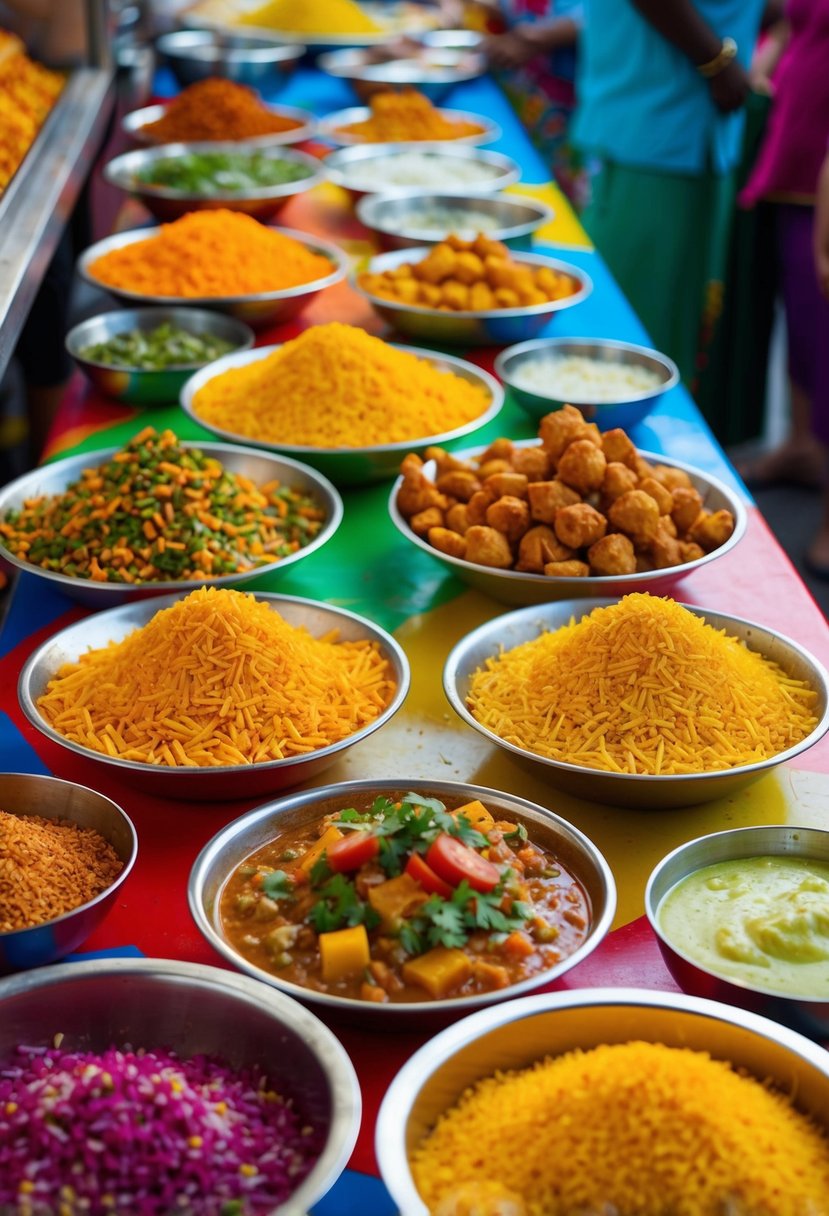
[134, 78, 305, 144]
[329, 89, 486, 143]
[0, 29, 63, 195]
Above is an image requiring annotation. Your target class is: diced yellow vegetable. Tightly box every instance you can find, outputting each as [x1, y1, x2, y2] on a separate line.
[319, 924, 370, 982]
[453, 799, 495, 832]
[368, 873, 428, 932]
[299, 824, 344, 873]
[402, 947, 472, 998]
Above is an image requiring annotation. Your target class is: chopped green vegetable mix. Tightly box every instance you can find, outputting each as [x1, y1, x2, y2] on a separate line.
[136, 151, 312, 196]
[0, 426, 325, 583]
[79, 322, 236, 370]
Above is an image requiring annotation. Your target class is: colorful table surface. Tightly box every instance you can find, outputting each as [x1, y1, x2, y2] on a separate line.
[2, 66, 829, 1214]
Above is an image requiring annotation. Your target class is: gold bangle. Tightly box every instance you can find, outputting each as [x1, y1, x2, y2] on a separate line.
[697, 36, 738, 78]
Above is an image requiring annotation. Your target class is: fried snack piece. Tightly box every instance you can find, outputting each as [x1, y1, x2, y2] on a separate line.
[648, 521, 684, 569]
[465, 525, 513, 568]
[637, 476, 673, 516]
[651, 463, 693, 491]
[466, 487, 498, 525]
[538, 405, 590, 463]
[445, 503, 471, 534]
[410, 506, 444, 536]
[555, 502, 607, 549]
[544, 559, 590, 577]
[601, 461, 638, 505]
[671, 485, 704, 534]
[486, 495, 530, 544]
[484, 472, 529, 500]
[516, 525, 573, 573]
[398, 455, 448, 517]
[510, 446, 550, 481]
[436, 470, 482, 501]
[557, 439, 607, 493]
[602, 427, 638, 469]
[481, 437, 514, 464]
[679, 540, 705, 562]
[425, 446, 476, 476]
[587, 532, 636, 576]
[608, 489, 660, 544]
[478, 459, 512, 481]
[689, 509, 735, 552]
[428, 526, 467, 558]
[527, 479, 580, 523]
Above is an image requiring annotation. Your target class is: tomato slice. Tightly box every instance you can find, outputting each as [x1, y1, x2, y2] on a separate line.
[405, 852, 454, 899]
[425, 833, 500, 893]
[326, 831, 380, 873]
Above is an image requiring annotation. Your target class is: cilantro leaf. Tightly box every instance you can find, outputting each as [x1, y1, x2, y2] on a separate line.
[503, 823, 528, 845]
[260, 870, 296, 901]
[423, 898, 467, 949]
[307, 874, 380, 934]
[310, 856, 332, 887]
[451, 815, 490, 849]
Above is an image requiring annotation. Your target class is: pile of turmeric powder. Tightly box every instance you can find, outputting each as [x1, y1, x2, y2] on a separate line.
[239, 0, 380, 34]
[191, 322, 492, 447]
[86, 211, 337, 299]
[138, 78, 303, 144]
[335, 89, 484, 143]
[359, 233, 580, 312]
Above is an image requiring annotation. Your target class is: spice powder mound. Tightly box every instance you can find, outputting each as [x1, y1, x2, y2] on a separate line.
[0, 811, 123, 931]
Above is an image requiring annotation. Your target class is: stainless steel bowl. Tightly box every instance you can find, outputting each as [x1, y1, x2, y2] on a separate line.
[180, 342, 504, 485]
[317, 46, 485, 104]
[65, 306, 254, 404]
[356, 190, 553, 250]
[0, 958, 360, 1214]
[19, 592, 410, 800]
[443, 598, 829, 809]
[0, 774, 137, 973]
[646, 826, 829, 1038]
[0, 440, 343, 606]
[355, 247, 592, 346]
[318, 104, 500, 147]
[375, 986, 829, 1216]
[122, 101, 317, 148]
[324, 142, 520, 200]
[189, 777, 616, 1024]
[415, 29, 485, 52]
[157, 28, 305, 89]
[496, 336, 681, 430]
[103, 142, 325, 223]
[389, 443, 747, 603]
[193, 1, 439, 53]
[78, 225, 348, 328]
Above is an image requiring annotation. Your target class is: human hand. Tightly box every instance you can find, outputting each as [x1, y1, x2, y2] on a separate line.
[707, 59, 751, 112]
[484, 30, 537, 70]
[748, 66, 775, 97]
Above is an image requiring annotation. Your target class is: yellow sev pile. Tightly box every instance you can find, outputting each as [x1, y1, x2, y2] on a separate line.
[410, 1041, 829, 1216]
[466, 593, 818, 775]
[191, 322, 491, 448]
[36, 587, 396, 767]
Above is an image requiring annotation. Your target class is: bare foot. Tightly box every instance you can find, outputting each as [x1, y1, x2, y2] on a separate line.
[736, 442, 824, 490]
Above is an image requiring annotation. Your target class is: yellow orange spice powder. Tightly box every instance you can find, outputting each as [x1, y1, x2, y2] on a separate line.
[337, 89, 484, 143]
[86, 211, 336, 299]
[191, 322, 492, 447]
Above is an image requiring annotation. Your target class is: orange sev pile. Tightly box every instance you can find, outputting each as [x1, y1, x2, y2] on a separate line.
[35, 587, 397, 767]
[466, 593, 818, 775]
[410, 1041, 829, 1216]
[191, 322, 492, 447]
[86, 210, 335, 299]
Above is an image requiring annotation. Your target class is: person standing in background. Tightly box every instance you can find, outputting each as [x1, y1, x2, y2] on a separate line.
[484, 0, 587, 207]
[572, 0, 765, 386]
[738, 0, 829, 574]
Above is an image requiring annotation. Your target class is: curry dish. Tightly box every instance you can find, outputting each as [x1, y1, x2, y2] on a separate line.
[219, 792, 589, 1004]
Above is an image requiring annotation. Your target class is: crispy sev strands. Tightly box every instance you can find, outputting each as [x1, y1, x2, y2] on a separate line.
[410, 1041, 829, 1215]
[466, 593, 819, 776]
[36, 587, 396, 768]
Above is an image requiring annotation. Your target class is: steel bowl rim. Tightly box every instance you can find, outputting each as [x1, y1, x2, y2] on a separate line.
[156, 28, 307, 63]
[0, 440, 344, 596]
[317, 46, 484, 86]
[0, 955, 361, 1214]
[78, 224, 348, 306]
[317, 105, 500, 147]
[122, 102, 317, 148]
[180, 341, 504, 458]
[354, 246, 593, 318]
[103, 142, 325, 204]
[644, 823, 829, 1005]
[389, 443, 749, 590]
[375, 983, 829, 1215]
[0, 773, 138, 942]
[65, 306, 255, 372]
[188, 776, 617, 1016]
[443, 596, 829, 787]
[356, 190, 554, 243]
[18, 591, 410, 781]
[324, 141, 521, 194]
[495, 335, 681, 406]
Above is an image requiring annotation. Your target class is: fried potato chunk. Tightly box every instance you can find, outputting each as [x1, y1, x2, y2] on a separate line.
[587, 532, 636, 576]
[486, 495, 530, 544]
[538, 405, 589, 462]
[466, 487, 499, 525]
[651, 463, 693, 491]
[601, 461, 638, 505]
[608, 489, 660, 544]
[409, 506, 444, 536]
[601, 427, 638, 469]
[445, 503, 471, 534]
[465, 525, 513, 568]
[527, 479, 580, 523]
[436, 470, 482, 501]
[637, 476, 673, 516]
[689, 508, 736, 552]
[516, 525, 573, 573]
[671, 485, 704, 534]
[544, 559, 591, 577]
[428, 526, 466, 558]
[484, 472, 529, 500]
[555, 502, 607, 549]
[557, 439, 607, 493]
[510, 445, 550, 481]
